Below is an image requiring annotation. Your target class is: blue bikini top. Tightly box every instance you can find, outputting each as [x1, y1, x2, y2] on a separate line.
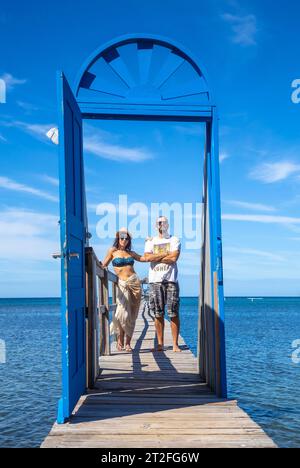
[112, 256, 135, 267]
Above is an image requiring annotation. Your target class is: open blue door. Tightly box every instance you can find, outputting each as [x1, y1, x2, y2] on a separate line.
[57, 72, 86, 423]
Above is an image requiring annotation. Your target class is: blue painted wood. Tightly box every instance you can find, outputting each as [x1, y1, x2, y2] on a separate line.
[62, 33, 227, 401]
[57, 72, 86, 424]
[205, 123, 217, 392]
[209, 109, 227, 398]
[137, 40, 153, 85]
[74, 34, 213, 116]
[78, 105, 212, 122]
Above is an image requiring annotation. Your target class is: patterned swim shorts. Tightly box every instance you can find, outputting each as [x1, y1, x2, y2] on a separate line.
[149, 282, 180, 318]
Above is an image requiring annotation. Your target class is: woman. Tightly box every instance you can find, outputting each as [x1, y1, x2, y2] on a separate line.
[102, 228, 165, 352]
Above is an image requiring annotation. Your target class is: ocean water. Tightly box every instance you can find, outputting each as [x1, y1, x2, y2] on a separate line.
[0, 297, 299, 448]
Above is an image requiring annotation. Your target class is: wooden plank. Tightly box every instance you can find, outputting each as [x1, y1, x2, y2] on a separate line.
[42, 433, 276, 449]
[42, 302, 277, 449]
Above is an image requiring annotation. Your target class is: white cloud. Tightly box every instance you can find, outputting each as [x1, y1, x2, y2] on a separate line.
[84, 134, 152, 163]
[0, 133, 7, 142]
[18, 122, 54, 139]
[0, 208, 59, 261]
[225, 246, 285, 262]
[0, 176, 58, 202]
[84, 124, 153, 163]
[2, 119, 153, 162]
[220, 152, 230, 163]
[222, 13, 257, 46]
[40, 175, 59, 187]
[222, 213, 300, 224]
[250, 161, 300, 183]
[173, 125, 203, 137]
[226, 200, 276, 212]
[16, 101, 39, 112]
[0, 73, 27, 90]
[1, 119, 55, 142]
[223, 250, 300, 281]
[178, 251, 201, 276]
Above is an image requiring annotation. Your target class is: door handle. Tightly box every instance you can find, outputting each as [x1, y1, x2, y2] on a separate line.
[52, 252, 63, 259]
[52, 252, 80, 260]
[68, 252, 80, 260]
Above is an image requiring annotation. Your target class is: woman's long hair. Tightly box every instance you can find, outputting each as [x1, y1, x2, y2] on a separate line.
[113, 231, 132, 252]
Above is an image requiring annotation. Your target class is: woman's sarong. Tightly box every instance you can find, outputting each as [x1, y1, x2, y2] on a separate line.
[110, 274, 142, 339]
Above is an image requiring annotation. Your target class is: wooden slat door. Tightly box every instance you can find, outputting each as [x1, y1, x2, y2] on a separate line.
[57, 72, 86, 423]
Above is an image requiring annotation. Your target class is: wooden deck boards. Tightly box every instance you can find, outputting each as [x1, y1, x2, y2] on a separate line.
[42, 302, 276, 448]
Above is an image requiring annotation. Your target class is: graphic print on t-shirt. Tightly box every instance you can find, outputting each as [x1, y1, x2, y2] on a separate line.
[153, 242, 170, 255]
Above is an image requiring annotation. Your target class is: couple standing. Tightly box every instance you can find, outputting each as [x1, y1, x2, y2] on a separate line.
[102, 216, 181, 353]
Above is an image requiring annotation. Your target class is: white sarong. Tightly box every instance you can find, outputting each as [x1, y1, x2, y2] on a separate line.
[110, 274, 141, 338]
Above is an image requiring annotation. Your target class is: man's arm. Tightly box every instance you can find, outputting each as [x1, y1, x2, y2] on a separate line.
[143, 252, 166, 262]
[161, 250, 180, 265]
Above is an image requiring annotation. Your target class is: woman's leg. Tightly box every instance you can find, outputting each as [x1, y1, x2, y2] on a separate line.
[125, 335, 133, 352]
[117, 328, 125, 351]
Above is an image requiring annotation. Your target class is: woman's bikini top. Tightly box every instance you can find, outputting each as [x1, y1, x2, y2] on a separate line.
[112, 256, 135, 268]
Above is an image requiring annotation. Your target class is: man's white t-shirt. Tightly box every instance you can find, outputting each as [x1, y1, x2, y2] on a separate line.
[144, 235, 181, 283]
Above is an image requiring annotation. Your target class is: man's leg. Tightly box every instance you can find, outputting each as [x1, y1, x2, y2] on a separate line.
[170, 317, 181, 352]
[155, 316, 165, 351]
[167, 282, 181, 352]
[149, 283, 165, 351]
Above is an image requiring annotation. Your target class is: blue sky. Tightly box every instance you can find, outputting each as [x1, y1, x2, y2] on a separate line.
[0, 0, 300, 297]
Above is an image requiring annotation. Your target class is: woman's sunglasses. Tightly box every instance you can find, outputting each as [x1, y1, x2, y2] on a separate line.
[119, 235, 128, 241]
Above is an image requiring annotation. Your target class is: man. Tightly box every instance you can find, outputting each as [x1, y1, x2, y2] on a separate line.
[144, 216, 181, 353]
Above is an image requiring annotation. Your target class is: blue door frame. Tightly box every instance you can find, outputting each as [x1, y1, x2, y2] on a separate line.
[57, 72, 87, 424]
[57, 34, 227, 423]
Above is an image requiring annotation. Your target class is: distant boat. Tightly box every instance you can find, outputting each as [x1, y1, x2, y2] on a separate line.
[248, 298, 264, 302]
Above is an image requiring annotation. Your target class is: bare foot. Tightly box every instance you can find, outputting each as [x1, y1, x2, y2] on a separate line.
[152, 344, 164, 352]
[173, 345, 182, 353]
[125, 345, 133, 353]
[117, 343, 124, 352]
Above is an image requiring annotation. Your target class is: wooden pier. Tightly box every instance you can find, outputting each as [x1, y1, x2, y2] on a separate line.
[45, 37, 278, 449]
[42, 301, 276, 449]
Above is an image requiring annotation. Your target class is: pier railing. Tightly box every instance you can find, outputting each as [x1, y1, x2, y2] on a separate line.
[85, 247, 118, 389]
[198, 124, 227, 398]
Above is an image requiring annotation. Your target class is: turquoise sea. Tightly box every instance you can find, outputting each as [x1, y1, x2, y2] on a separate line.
[0, 297, 299, 448]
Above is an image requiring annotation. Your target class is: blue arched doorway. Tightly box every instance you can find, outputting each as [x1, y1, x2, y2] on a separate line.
[56, 34, 226, 423]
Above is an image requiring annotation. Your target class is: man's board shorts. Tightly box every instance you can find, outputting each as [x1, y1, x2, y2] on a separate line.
[149, 281, 180, 318]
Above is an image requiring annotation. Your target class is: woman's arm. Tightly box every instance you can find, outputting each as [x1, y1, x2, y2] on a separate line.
[101, 247, 116, 267]
[131, 251, 166, 263]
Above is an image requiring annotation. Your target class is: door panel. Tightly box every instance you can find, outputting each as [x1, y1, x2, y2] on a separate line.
[57, 72, 86, 424]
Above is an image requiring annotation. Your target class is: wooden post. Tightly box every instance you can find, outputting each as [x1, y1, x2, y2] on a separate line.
[85, 248, 97, 389]
[103, 269, 110, 356]
[99, 276, 105, 357]
[99, 269, 110, 356]
[214, 271, 221, 396]
[198, 129, 208, 381]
